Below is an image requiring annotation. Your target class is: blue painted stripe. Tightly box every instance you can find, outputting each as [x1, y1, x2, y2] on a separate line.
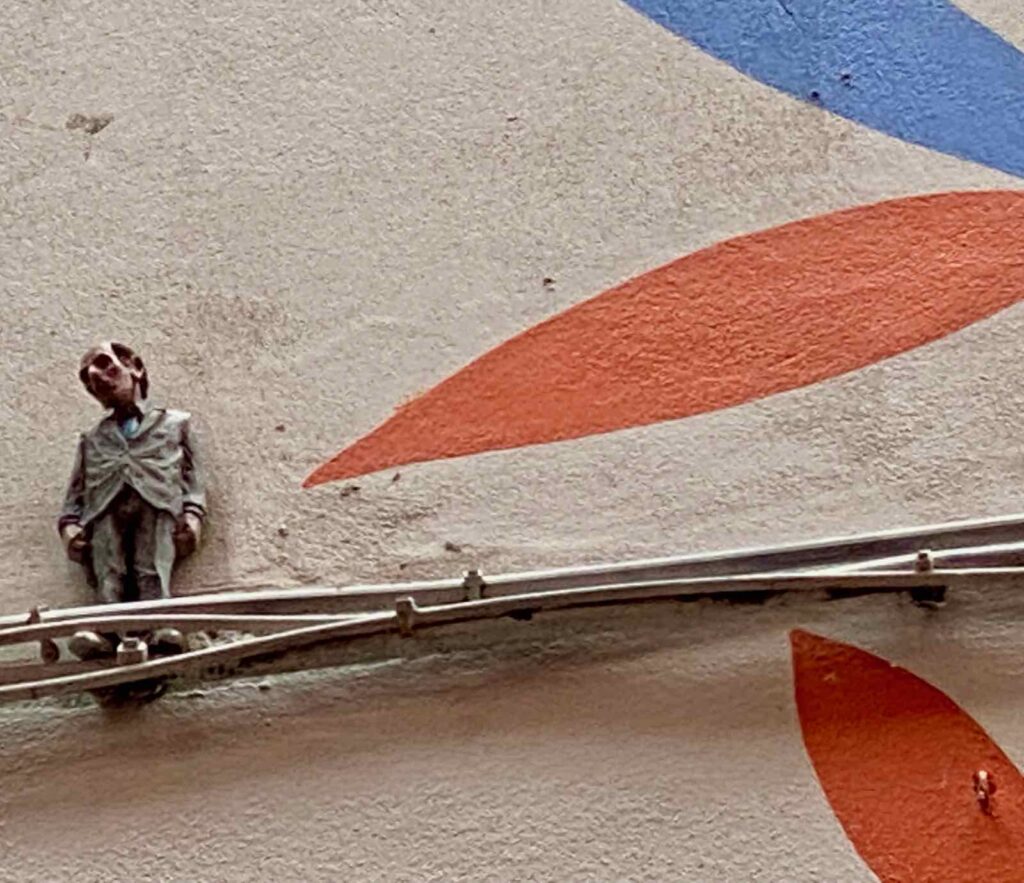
[622, 0, 1024, 179]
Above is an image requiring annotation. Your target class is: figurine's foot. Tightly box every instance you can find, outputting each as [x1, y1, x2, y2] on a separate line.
[68, 630, 116, 661]
[92, 678, 169, 708]
[149, 628, 186, 656]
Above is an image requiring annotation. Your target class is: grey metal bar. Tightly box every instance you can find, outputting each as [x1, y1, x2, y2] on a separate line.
[3, 567, 1023, 705]
[5, 512, 1024, 628]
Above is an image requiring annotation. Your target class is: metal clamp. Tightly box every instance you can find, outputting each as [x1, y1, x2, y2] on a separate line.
[915, 549, 934, 572]
[462, 568, 485, 602]
[395, 597, 419, 637]
[909, 549, 946, 608]
[27, 605, 60, 664]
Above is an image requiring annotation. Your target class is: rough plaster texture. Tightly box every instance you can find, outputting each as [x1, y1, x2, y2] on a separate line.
[1, 0, 1023, 879]
[5, 590, 1024, 882]
[621, 0, 1024, 180]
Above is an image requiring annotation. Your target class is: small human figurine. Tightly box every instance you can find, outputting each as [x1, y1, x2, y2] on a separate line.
[58, 342, 207, 660]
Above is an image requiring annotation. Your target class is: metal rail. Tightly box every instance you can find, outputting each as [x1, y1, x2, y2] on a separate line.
[4, 511, 1024, 630]
[813, 541, 1024, 573]
[3, 512, 1023, 705]
[2, 567, 1023, 705]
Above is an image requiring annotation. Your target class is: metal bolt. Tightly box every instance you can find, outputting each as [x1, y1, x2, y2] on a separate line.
[117, 637, 149, 665]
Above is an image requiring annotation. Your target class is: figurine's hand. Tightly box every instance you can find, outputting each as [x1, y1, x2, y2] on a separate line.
[61, 523, 88, 565]
[174, 512, 202, 557]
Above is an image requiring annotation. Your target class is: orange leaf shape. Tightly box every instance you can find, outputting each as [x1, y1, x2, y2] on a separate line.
[306, 190, 1024, 486]
[791, 629, 1024, 882]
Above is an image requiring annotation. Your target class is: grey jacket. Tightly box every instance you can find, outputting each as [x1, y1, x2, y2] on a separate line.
[58, 403, 206, 531]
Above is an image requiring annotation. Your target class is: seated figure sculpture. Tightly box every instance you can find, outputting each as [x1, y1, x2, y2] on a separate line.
[58, 342, 207, 660]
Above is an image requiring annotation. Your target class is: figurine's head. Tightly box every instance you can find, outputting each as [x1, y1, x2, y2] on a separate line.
[78, 342, 149, 410]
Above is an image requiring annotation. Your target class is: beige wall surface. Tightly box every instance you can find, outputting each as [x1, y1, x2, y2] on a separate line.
[1, 1, 1023, 880]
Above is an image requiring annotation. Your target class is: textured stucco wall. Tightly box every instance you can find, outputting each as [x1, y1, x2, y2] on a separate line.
[2, 0, 1023, 879]
[5, 591, 1024, 882]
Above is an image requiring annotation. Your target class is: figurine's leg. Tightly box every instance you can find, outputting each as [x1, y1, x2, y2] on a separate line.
[68, 510, 125, 660]
[96, 505, 169, 698]
[89, 511, 129, 605]
[132, 505, 176, 602]
[133, 505, 185, 656]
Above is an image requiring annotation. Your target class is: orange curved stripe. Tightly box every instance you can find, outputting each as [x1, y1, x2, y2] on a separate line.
[306, 190, 1024, 486]
[791, 630, 1024, 882]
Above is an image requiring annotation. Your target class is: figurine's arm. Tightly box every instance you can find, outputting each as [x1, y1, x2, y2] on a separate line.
[58, 435, 88, 564]
[181, 418, 207, 518]
[175, 418, 207, 557]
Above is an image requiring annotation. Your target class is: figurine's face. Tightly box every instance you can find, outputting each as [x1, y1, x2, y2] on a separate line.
[79, 342, 148, 409]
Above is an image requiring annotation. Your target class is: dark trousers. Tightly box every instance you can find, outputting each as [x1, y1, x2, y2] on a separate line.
[88, 486, 176, 604]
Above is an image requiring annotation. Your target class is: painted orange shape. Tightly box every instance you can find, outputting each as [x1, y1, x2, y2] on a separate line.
[306, 190, 1024, 486]
[791, 629, 1024, 882]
